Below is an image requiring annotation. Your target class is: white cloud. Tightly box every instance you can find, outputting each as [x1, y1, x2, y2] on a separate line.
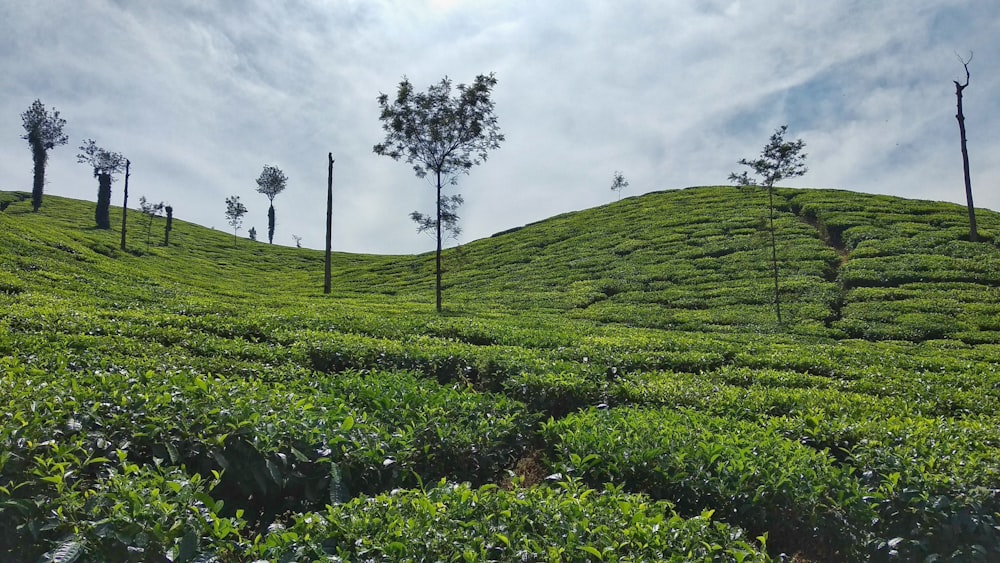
[1, 0, 998, 253]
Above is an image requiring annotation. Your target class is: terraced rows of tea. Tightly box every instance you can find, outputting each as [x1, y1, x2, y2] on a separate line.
[2, 187, 999, 561]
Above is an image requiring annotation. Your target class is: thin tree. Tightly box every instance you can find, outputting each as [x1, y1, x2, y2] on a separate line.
[77, 139, 126, 229]
[954, 52, 978, 242]
[164, 205, 173, 246]
[120, 160, 131, 250]
[611, 170, 629, 201]
[729, 125, 808, 324]
[256, 165, 287, 244]
[324, 153, 334, 294]
[374, 73, 505, 312]
[249, 227, 257, 242]
[21, 99, 69, 212]
[138, 196, 164, 250]
[225, 195, 248, 247]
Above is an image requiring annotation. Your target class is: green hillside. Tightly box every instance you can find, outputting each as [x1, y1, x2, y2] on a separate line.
[2, 187, 1000, 561]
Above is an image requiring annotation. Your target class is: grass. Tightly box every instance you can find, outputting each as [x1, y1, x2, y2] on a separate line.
[2, 187, 1000, 561]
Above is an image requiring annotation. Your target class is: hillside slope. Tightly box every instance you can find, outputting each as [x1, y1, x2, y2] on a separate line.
[2, 187, 1000, 561]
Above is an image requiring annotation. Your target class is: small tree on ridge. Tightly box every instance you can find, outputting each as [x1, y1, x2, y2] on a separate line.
[21, 99, 69, 212]
[610, 170, 629, 201]
[374, 73, 505, 312]
[729, 125, 807, 324]
[225, 195, 248, 247]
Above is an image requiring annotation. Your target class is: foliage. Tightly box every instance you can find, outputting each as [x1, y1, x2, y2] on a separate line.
[77, 139, 127, 230]
[21, 99, 69, 212]
[3, 187, 1000, 559]
[255, 164, 287, 244]
[223, 195, 247, 246]
[610, 170, 629, 200]
[374, 73, 504, 311]
[138, 196, 165, 249]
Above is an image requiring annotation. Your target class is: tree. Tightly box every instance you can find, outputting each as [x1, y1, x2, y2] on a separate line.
[325, 153, 335, 295]
[77, 139, 126, 229]
[120, 160, 131, 251]
[21, 99, 69, 212]
[249, 227, 257, 241]
[374, 73, 505, 312]
[138, 196, 165, 250]
[729, 125, 807, 324]
[610, 170, 629, 201]
[164, 205, 173, 246]
[225, 195, 248, 247]
[292, 234, 303, 248]
[954, 52, 978, 242]
[256, 165, 287, 244]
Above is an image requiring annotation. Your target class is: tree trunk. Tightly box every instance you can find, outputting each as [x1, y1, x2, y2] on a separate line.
[120, 160, 130, 250]
[324, 153, 334, 295]
[95, 173, 112, 229]
[768, 185, 782, 324]
[268, 204, 275, 244]
[435, 170, 443, 313]
[164, 206, 173, 246]
[31, 144, 46, 212]
[955, 74, 977, 242]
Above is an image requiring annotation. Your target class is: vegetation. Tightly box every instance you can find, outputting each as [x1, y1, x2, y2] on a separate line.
[2, 186, 1000, 561]
[374, 73, 505, 312]
[610, 170, 628, 200]
[223, 195, 247, 247]
[77, 139, 127, 230]
[255, 164, 287, 244]
[20, 99, 69, 212]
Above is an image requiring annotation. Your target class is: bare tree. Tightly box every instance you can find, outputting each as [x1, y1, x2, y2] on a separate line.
[21, 99, 69, 212]
[374, 73, 504, 312]
[138, 196, 165, 250]
[729, 125, 808, 324]
[954, 52, 977, 242]
[325, 153, 334, 294]
[120, 160, 131, 250]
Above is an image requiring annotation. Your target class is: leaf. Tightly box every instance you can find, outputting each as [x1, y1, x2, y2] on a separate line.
[340, 416, 355, 432]
[176, 529, 198, 563]
[329, 462, 349, 505]
[41, 536, 83, 563]
[576, 545, 603, 560]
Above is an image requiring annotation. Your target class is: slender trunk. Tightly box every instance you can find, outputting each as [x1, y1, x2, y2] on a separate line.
[164, 206, 173, 246]
[435, 170, 443, 313]
[768, 185, 782, 324]
[31, 144, 46, 212]
[120, 160, 130, 250]
[95, 173, 112, 229]
[955, 78, 977, 242]
[324, 153, 334, 295]
[268, 204, 275, 244]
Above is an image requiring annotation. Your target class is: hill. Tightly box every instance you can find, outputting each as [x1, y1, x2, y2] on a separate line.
[2, 187, 999, 561]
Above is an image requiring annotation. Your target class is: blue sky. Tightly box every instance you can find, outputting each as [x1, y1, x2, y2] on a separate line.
[1, 0, 997, 254]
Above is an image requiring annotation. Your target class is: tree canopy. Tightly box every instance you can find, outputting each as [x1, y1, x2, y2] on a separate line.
[255, 165, 287, 202]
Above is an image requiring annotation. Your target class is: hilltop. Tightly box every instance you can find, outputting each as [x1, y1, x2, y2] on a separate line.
[2, 187, 999, 561]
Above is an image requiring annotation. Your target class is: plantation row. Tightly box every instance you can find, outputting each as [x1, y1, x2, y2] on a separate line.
[3, 189, 1000, 560]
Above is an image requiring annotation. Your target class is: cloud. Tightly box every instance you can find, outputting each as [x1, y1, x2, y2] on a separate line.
[1, 0, 998, 253]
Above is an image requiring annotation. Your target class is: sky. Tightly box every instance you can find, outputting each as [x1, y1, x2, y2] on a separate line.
[1, 0, 998, 254]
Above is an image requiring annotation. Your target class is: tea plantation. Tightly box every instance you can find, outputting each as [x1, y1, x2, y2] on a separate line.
[2, 186, 1000, 561]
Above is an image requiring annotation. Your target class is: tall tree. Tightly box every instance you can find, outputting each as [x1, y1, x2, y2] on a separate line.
[954, 53, 977, 242]
[77, 139, 126, 229]
[325, 153, 334, 295]
[20, 99, 69, 212]
[255, 165, 287, 244]
[164, 205, 173, 246]
[729, 125, 808, 324]
[225, 195, 248, 247]
[610, 170, 629, 201]
[374, 73, 505, 312]
[120, 160, 131, 250]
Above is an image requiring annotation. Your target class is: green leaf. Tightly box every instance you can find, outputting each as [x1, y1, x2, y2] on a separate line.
[176, 529, 198, 563]
[576, 545, 603, 560]
[340, 416, 355, 432]
[41, 536, 83, 563]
